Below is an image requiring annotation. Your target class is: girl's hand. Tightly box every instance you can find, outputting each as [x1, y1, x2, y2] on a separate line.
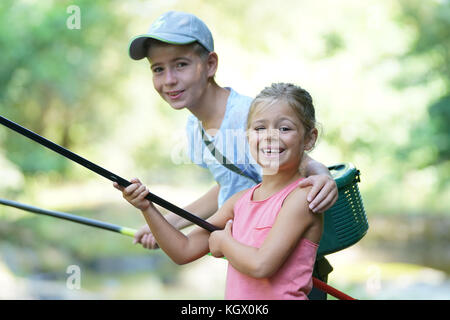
[298, 174, 338, 213]
[209, 219, 233, 258]
[113, 178, 153, 211]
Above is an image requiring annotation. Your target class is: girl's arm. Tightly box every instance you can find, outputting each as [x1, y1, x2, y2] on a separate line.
[142, 190, 246, 265]
[115, 179, 241, 265]
[209, 186, 322, 278]
[133, 184, 220, 249]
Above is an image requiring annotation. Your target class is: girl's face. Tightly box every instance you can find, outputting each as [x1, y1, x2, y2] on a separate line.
[147, 43, 216, 111]
[247, 100, 316, 175]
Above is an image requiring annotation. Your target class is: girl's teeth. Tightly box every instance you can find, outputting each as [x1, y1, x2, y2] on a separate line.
[263, 149, 282, 154]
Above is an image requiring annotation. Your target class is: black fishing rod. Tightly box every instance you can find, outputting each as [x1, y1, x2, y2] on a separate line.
[0, 115, 219, 232]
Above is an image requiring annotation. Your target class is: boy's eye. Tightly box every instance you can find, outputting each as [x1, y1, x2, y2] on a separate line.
[254, 127, 265, 131]
[152, 66, 163, 74]
[176, 62, 188, 68]
[280, 127, 291, 132]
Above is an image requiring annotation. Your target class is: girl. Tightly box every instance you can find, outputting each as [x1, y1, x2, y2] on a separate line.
[115, 83, 323, 299]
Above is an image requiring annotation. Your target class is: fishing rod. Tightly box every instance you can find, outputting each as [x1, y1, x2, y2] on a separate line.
[0, 198, 137, 237]
[0, 115, 219, 232]
[0, 197, 356, 300]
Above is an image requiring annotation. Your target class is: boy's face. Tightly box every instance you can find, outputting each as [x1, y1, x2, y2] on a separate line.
[147, 43, 214, 111]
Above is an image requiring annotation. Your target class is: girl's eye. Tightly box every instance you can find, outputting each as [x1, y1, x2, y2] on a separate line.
[280, 127, 291, 132]
[254, 127, 265, 131]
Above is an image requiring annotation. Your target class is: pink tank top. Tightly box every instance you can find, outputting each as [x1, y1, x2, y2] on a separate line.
[225, 177, 318, 300]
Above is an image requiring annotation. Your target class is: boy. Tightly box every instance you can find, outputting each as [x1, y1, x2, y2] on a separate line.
[126, 11, 336, 299]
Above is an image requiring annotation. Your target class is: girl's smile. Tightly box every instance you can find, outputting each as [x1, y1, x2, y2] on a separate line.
[261, 146, 286, 157]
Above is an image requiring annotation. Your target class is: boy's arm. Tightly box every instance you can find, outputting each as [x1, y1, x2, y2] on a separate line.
[166, 184, 220, 229]
[300, 153, 330, 177]
[298, 153, 338, 213]
[209, 187, 322, 278]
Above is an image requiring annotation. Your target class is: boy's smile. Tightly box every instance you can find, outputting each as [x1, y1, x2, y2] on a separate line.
[166, 90, 185, 100]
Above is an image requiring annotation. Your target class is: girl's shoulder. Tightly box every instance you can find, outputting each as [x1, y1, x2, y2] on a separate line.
[222, 188, 251, 212]
[230, 188, 251, 205]
[281, 185, 323, 243]
[282, 185, 318, 221]
[284, 184, 311, 208]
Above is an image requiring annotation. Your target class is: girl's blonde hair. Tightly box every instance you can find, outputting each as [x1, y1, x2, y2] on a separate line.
[247, 83, 317, 138]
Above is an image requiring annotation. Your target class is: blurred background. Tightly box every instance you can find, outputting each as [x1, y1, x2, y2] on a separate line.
[0, 0, 449, 299]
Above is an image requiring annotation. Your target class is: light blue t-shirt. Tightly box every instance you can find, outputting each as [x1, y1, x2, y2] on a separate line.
[186, 88, 262, 207]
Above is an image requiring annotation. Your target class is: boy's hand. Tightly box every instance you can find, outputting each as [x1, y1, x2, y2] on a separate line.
[133, 224, 159, 249]
[113, 178, 153, 211]
[298, 175, 338, 213]
[209, 219, 233, 258]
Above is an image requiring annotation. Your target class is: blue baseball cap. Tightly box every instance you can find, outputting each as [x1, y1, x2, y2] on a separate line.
[128, 11, 214, 60]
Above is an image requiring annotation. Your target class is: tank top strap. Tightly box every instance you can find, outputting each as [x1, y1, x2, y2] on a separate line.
[271, 177, 304, 203]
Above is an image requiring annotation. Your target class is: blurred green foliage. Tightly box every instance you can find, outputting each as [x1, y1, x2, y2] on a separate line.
[0, 0, 449, 214]
[0, 0, 129, 176]
[394, 0, 450, 186]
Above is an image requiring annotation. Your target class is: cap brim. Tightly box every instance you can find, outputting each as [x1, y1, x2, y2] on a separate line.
[128, 33, 197, 60]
